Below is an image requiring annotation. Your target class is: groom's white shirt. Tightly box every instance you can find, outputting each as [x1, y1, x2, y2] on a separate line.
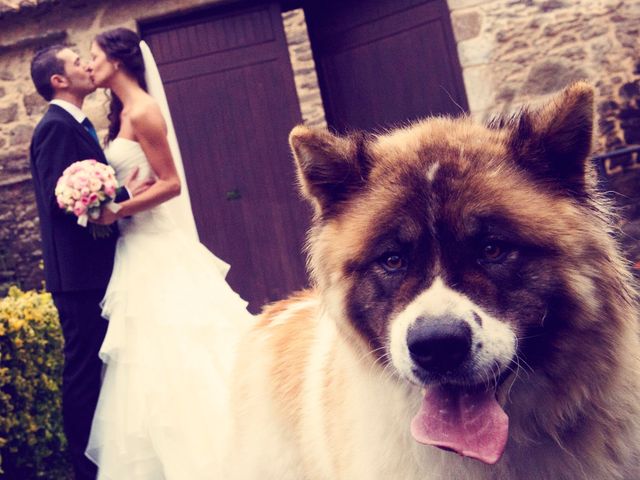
[50, 98, 87, 124]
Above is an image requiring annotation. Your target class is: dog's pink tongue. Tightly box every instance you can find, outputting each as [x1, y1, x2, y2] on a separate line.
[410, 385, 508, 465]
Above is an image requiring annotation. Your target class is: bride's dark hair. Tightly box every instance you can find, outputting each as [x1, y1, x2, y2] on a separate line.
[95, 28, 147, 143]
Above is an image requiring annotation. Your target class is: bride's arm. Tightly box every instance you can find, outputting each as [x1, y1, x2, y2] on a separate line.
[99, 102, 181, 222]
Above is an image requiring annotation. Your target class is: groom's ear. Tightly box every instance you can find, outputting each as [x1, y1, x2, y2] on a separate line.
[50, 73, 69, 90]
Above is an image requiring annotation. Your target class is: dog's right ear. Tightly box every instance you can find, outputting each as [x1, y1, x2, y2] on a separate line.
[289, 125, 373, 218]
[508, 82, 595, 198]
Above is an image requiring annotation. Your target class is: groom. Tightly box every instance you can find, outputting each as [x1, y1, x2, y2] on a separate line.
[29, 45, 149, 479]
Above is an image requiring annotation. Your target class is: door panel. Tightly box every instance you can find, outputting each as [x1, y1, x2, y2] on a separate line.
[305, 0, 468, 133]
[142, 3, 310, 312]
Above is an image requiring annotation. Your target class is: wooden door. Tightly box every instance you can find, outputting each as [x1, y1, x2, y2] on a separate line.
[141, 2, 310, 313]
[305, 0, 468, 133]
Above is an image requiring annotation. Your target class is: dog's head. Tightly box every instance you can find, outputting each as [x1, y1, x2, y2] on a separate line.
[289, 83, 634, 464]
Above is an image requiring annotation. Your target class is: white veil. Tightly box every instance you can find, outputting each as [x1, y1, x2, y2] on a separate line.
[139, 40, 199, 242]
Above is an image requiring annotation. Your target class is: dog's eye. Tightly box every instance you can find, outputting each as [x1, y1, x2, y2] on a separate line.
[381, 254, 406, 272]
[480, 242, 507, 262]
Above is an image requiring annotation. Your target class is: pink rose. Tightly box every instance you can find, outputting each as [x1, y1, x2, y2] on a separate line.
[73, 201, 86, 216]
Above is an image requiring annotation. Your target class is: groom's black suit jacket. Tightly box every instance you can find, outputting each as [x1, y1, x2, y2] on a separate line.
[30, 103, 130, 480]
[30, 104, 126, 293]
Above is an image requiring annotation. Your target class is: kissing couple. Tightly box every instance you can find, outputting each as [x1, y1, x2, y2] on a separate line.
[29, 27, 253, 480]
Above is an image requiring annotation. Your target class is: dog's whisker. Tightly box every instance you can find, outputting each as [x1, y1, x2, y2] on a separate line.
[492, 365, 500, 392]
[512, 353, 532, 377]
[504, 363, 520, 403]
[504, 360, 524, 381]
[360, 346, 399, 384]
[439, 84, 466, 116]
[516, 333, 545, 340]
[539, 308, 549, 328]
[361, 345, 387, 361]
[513, 336, 535, 375]
[515, 354, 535, 375]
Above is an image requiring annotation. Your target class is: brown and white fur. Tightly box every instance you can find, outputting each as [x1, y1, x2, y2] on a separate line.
[229, 83, 640, 479]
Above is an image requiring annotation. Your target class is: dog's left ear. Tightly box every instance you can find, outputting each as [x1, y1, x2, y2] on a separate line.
[289, 125, 373, 218]
[509, 81, 595, 197]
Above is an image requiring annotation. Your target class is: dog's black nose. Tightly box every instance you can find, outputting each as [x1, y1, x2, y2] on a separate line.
[407, 316, 472, 374]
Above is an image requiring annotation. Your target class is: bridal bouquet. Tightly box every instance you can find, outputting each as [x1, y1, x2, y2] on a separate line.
[55, 159, 121, 238]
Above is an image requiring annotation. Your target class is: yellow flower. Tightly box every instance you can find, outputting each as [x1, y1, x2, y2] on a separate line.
[8, 318, 25, 332]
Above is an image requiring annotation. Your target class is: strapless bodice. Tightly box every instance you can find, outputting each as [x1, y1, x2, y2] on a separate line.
[105, 138, 176, 235]
[105, 137, 154, 185]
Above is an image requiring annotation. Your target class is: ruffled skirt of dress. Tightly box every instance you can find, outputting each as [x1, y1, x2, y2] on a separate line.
[86, 220, 254, 480]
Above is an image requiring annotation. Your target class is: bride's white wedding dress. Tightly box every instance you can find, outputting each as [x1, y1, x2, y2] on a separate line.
[86, 138, 252, 479]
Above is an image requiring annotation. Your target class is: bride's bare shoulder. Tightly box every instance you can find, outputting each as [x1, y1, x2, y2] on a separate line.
[129, 96, 166, 134]
[130, 95, 162, 120]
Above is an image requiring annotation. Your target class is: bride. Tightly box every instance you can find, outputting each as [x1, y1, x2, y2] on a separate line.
[85, 28, 253, 479]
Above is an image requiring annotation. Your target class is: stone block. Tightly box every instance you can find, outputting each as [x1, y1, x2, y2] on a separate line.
[295, 52, 313, 62]
[558, 45, 586, 62]
[619, 81, 640, 100]
[496, 28, 515, 43]
[0, 151, 28, 174]
[462, 65, 495, 113]
[523, 60, 588, 95]
[580, 23, 609, 41]
[538, 0, 567, 13]
[496, 87, 516, 102]
[23, 91, 47, 116]
[598, 100, 619, 117]
[452, 11, 483, 42]
[447, 0, 488, 10]
[0, 103, 17, 123]
[598, 117, 616, 135]
[457, 37, 492, 67]
[9, 124, 34, 146]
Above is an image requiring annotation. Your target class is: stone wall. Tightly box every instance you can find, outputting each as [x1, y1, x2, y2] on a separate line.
[0, 178, 42, 291]
[283, 8, 326, 128]
[0, 41, 49, 293]
[448, 0, 639, 153]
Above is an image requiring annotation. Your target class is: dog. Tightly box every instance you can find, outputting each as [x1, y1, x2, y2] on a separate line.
[228, 82, 640, 479]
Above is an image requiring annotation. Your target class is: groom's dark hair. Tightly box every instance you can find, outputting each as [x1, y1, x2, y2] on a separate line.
[31, 45, 67, 101]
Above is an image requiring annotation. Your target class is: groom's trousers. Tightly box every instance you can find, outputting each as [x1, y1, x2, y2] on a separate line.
[52, 289, 108, 480]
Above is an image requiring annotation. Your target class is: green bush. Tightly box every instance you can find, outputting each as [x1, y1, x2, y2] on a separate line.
[0, 286, 71, 479]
